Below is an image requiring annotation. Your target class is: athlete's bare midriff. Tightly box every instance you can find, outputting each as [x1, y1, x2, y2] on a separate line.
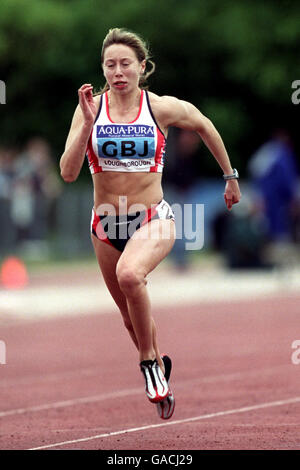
[92, 171, 163, 214]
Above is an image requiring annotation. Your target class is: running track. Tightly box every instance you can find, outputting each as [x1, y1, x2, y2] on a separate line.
[0, 264, 300, 450]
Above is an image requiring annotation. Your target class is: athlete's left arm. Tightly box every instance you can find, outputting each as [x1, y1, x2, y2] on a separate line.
[160, 96, 241, 210]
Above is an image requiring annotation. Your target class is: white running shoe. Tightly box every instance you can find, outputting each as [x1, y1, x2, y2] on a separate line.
[156, 355, 175, 420]
[140, 359, 169, 403]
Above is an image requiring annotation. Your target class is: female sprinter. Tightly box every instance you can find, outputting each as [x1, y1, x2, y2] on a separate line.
[60, 28, 241, 420]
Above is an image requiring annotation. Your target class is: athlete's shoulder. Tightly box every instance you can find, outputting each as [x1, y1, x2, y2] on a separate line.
[147, 91, 180, 108]
[147, 91, 188, 128]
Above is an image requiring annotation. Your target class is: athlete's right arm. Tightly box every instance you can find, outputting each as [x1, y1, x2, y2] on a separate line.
[60, 84, 97, 182]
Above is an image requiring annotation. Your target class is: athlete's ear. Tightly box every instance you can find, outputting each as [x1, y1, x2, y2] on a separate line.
[140, 59, 146, 75]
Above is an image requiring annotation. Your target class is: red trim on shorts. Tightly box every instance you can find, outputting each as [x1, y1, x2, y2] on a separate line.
[141, 203, 159, 226]
[92, 209, 113, 247]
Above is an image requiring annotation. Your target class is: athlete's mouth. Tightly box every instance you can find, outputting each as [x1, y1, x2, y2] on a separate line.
[114, 81, 127, 87]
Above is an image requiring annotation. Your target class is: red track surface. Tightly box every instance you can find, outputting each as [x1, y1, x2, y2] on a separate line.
[1, 293, 300, 450]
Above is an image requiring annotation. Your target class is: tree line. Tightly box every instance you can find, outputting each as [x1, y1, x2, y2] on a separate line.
[1, 0, 299, 175]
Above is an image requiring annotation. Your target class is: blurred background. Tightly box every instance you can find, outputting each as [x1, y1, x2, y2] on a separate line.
[1, 0, 300, 278]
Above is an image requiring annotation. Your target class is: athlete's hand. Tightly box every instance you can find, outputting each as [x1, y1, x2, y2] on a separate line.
[78, 84, 97, 124]
[224, 179, 241, 211]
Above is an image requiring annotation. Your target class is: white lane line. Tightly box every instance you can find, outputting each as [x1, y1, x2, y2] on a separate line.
[0, 367, 99, 388]
[0, 388, 141, 418]
[28, 396, 300, 450]
[0, 364, 291, 418]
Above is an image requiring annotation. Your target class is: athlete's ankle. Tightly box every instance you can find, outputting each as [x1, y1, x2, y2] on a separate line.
[139, 351, 156, 363]
[157, 357, 165, 376]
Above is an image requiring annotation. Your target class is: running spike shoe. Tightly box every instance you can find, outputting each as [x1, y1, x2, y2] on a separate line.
[162, 354, 172, 382]
[156, 355, 175, 420]
[140, 359, 169, 403]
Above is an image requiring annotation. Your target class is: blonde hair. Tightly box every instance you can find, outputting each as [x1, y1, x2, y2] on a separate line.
[98, 28, 155, 94]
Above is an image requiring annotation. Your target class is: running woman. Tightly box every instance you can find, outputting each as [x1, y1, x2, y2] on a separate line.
[60, 28, 241, 420]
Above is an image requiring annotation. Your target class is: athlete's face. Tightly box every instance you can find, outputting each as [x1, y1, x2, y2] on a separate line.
[102, 44, 146, 93]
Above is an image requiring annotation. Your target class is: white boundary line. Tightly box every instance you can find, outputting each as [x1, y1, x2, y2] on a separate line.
[28, 396, 300, 450]
[0, 387, 141, 418]
[0, 364, 291, 418]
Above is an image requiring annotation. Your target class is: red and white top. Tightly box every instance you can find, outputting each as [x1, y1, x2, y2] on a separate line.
[86, 90, 166, 173]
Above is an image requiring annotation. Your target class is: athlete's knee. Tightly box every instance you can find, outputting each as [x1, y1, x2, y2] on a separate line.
[116, 264, 145, 295]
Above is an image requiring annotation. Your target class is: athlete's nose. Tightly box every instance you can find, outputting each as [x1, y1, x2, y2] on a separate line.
[115, 63, 123, 77]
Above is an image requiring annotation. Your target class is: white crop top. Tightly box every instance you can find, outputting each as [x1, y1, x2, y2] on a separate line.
[86, 90, 166, 173]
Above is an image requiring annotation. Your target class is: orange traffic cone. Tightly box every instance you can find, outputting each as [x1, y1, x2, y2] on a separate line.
[0, 256, 29, 289]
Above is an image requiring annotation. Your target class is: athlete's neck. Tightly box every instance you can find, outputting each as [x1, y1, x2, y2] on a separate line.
[108, 88, 141, 115]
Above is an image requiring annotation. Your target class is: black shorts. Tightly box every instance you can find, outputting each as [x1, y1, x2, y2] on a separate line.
[91, 199, 175, 252]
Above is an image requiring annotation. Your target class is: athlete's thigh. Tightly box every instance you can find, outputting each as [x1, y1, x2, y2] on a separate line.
[118, 219, 176, 277]
[91, 235, 128, 313]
